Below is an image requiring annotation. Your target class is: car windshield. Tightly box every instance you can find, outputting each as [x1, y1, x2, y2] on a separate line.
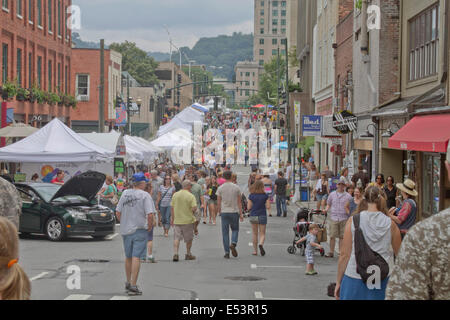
[34, 185, 61, 202]
[34, 185, 89, 204]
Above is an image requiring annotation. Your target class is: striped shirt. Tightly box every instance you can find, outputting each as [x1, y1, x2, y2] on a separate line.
[159, 185, 175, 207]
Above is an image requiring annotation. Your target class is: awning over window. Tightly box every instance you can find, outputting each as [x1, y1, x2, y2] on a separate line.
[388, 114, 450, 153]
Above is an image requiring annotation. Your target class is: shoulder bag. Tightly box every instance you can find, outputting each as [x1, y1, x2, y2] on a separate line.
[353, 214, 390, 284]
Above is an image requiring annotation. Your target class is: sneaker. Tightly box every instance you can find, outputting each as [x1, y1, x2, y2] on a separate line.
[230, 243, 238, 257]
[125, 282, 131, 292]
[147, 256, 156, 263]
[185, 254, 196, 260]
[173, 254, 179, 262]
[224, 253, 230, 259]
[127, 285, 142, 296]
[306, 271, 318, 276]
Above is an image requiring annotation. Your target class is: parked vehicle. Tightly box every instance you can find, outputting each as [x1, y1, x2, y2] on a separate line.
[15, 171, 115, 241]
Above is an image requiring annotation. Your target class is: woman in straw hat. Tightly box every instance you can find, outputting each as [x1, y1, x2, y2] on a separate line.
[387, 178, 418, 238]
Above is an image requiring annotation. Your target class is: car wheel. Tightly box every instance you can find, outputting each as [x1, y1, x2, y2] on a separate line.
[45, 217, 66, 241]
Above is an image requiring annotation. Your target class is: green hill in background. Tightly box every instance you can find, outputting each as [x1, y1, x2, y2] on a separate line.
[148, 32, 254, 81]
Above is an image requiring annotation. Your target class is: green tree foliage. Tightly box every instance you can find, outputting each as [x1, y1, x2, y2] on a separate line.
[109, 41, 159, 86]
[181, 66, 230, 102]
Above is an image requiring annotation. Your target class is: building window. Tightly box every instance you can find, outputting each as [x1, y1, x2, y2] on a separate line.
[260, 9, 264, 16]
[245, 90, 249, 96]
[48, 60, 52, 90]
[2, 0, 8, 10]
[37, 0, 42, 26]
[281, 49, 286, 55]
[272, 49, 277, 55]
[28, 52, 32, 87]
[259, 38, 264, 45]
[409, 4, 439, 82]
[281, 10, 286, 16]
[260, 1, 264, 6]
[272, 38, 277, 45]
[281, 1, 286, 7]
[17, 49, 22, 86]
[260, 49, 264, 56]
[48, 0, 52, 32]
[272, 28, 278, 34]
[57, 0, 61, 36]
[281, 28, 286, 34]
[260, 28, 264, 34]
[245, 72, 250, 77]
[2, 44, 8, 82]
[281, 19, 286, 26]
[259, 60, 264, 66]
[17, 0, 23, 16]
[28, 0, 33, 22]
[64, 65, 68, 93]
[260, 18, 264, 25]
[76, 74, 89, 100]
[281, 38, 287, 45]
[273, 10, 278, 16]
[272, 19, 278, 25]
[273, 1, 278, 7]
[37, 56, 42, 88]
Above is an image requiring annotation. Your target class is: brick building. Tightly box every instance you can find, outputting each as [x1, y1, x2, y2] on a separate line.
[1, 0, 72, 131]
[70, 48, 122, 133]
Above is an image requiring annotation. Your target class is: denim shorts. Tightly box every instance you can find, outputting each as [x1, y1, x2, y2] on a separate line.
[316, 193, 328, 201]
[122, 229, 147, 259]
[147, 227, 154, 241]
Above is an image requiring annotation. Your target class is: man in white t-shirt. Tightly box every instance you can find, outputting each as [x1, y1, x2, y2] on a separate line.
[116, 173, 156, 296]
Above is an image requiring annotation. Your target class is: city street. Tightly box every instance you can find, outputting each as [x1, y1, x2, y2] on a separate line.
[19, 165, 336, 301]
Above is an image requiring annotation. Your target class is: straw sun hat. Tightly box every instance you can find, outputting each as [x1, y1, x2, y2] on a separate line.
[396, 179, 418, 197]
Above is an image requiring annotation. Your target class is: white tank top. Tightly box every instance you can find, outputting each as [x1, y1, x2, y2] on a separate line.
[345, 211, 394, 279]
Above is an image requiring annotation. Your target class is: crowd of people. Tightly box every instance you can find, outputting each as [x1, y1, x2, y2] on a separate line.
[0, 107, 449, 300]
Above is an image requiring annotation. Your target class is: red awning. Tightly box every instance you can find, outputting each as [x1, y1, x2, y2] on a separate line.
[388, 114, 450, 153]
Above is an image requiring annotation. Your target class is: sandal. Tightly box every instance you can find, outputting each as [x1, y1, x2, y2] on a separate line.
[259, 245, 265, 256]
[324, 253, 334, 258]
[252, 252, 258, 256]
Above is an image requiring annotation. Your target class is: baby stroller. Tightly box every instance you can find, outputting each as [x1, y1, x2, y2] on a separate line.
[287, 208, 326, 256]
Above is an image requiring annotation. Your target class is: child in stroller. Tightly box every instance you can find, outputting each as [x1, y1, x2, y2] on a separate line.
[287, 208, 326, 256]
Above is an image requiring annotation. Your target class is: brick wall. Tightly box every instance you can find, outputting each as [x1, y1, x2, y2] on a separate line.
[335, 9, 353, 111]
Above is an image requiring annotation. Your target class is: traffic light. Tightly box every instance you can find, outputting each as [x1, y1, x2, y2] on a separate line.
[115, 96, 123, 108]
[177, 74, 182, 84]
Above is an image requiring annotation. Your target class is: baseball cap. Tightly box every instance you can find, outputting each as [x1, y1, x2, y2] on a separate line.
[338, 176, 347, 185]
[132, 172, 149, 183]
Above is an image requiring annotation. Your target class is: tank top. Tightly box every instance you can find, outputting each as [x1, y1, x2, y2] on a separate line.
[345, 211, 394, 279]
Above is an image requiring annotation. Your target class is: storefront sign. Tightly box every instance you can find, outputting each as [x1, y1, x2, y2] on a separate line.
[333, 110, 358, 134]
[302, 116, 322, 137]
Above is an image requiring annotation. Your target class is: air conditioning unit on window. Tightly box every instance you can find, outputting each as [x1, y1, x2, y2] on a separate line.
[78, 95, 89, 102]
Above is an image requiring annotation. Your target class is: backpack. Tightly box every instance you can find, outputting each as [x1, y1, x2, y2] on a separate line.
[353, 214, 390, 284]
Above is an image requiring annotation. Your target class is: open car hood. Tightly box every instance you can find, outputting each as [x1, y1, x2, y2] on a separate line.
[50, 171, 106, 202]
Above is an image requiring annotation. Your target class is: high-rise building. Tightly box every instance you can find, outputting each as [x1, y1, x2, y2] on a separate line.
[254, 0, 289, 66]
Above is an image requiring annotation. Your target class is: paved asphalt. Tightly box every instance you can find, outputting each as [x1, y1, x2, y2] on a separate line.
[19, 165, 337, 300]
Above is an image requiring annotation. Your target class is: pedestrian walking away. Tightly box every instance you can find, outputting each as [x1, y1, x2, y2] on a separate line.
[116, 173, 156, 296]
[248, 180, 270, 256]
[0, 176, 22, 230]
[157, 176, 176, 237]
[274, 171, 288, 217]
[217, 171, 243, 259]
[335, 187, 401, 300]
[170, 180, 198, 262]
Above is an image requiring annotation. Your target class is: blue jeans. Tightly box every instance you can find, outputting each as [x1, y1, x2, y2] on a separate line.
[221, 213, 240, 254]
[276, 195, 287, 216]
[160, 206, 171, 230]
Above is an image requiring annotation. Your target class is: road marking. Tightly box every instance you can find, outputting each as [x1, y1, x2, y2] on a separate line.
[254, 291, 263, 299]
[106, 233, 119, 240]
[251, 264, 303, 269]
[64, 294, 91, 300]
[30, 272, 49, 281]
[110, 296, 130, 300]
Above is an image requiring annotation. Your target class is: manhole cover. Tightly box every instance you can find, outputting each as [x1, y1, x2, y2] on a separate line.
[225, 276, 266, 281]
[75, 259, 110, 263]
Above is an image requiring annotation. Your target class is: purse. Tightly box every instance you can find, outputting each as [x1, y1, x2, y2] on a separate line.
[317, 227, 327, 243]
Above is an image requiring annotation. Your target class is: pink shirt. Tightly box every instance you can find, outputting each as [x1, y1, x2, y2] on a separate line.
[327, 191, 353, 222]
[217, 178, 226, 186]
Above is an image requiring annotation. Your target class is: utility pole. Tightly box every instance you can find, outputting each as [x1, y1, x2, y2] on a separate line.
[98, 39, 105, 133]
[277, 47, 281, 162]
[127, 74, 131, 135]
[285, 38, 294, 187]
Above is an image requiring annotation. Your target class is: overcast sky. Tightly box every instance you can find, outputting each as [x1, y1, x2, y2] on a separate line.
[72, 0, 254, 52]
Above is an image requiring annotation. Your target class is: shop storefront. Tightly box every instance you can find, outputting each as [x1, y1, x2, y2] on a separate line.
[388, 113, 450, 219]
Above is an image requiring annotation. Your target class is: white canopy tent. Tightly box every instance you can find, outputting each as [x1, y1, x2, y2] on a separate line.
[156, 106, 205, 137]
[151, 128, 192, 150]
[157, 117, 193, 137]
[0, 118, 114, 163]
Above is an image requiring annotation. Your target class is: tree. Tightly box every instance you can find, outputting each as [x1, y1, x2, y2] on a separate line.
[109, 41, 159, 86]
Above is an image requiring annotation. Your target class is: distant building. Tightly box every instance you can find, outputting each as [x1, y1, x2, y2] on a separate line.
[234, 61, 263, 106]
[254, 0, 289, 66]
[71, 48, 122, 132]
